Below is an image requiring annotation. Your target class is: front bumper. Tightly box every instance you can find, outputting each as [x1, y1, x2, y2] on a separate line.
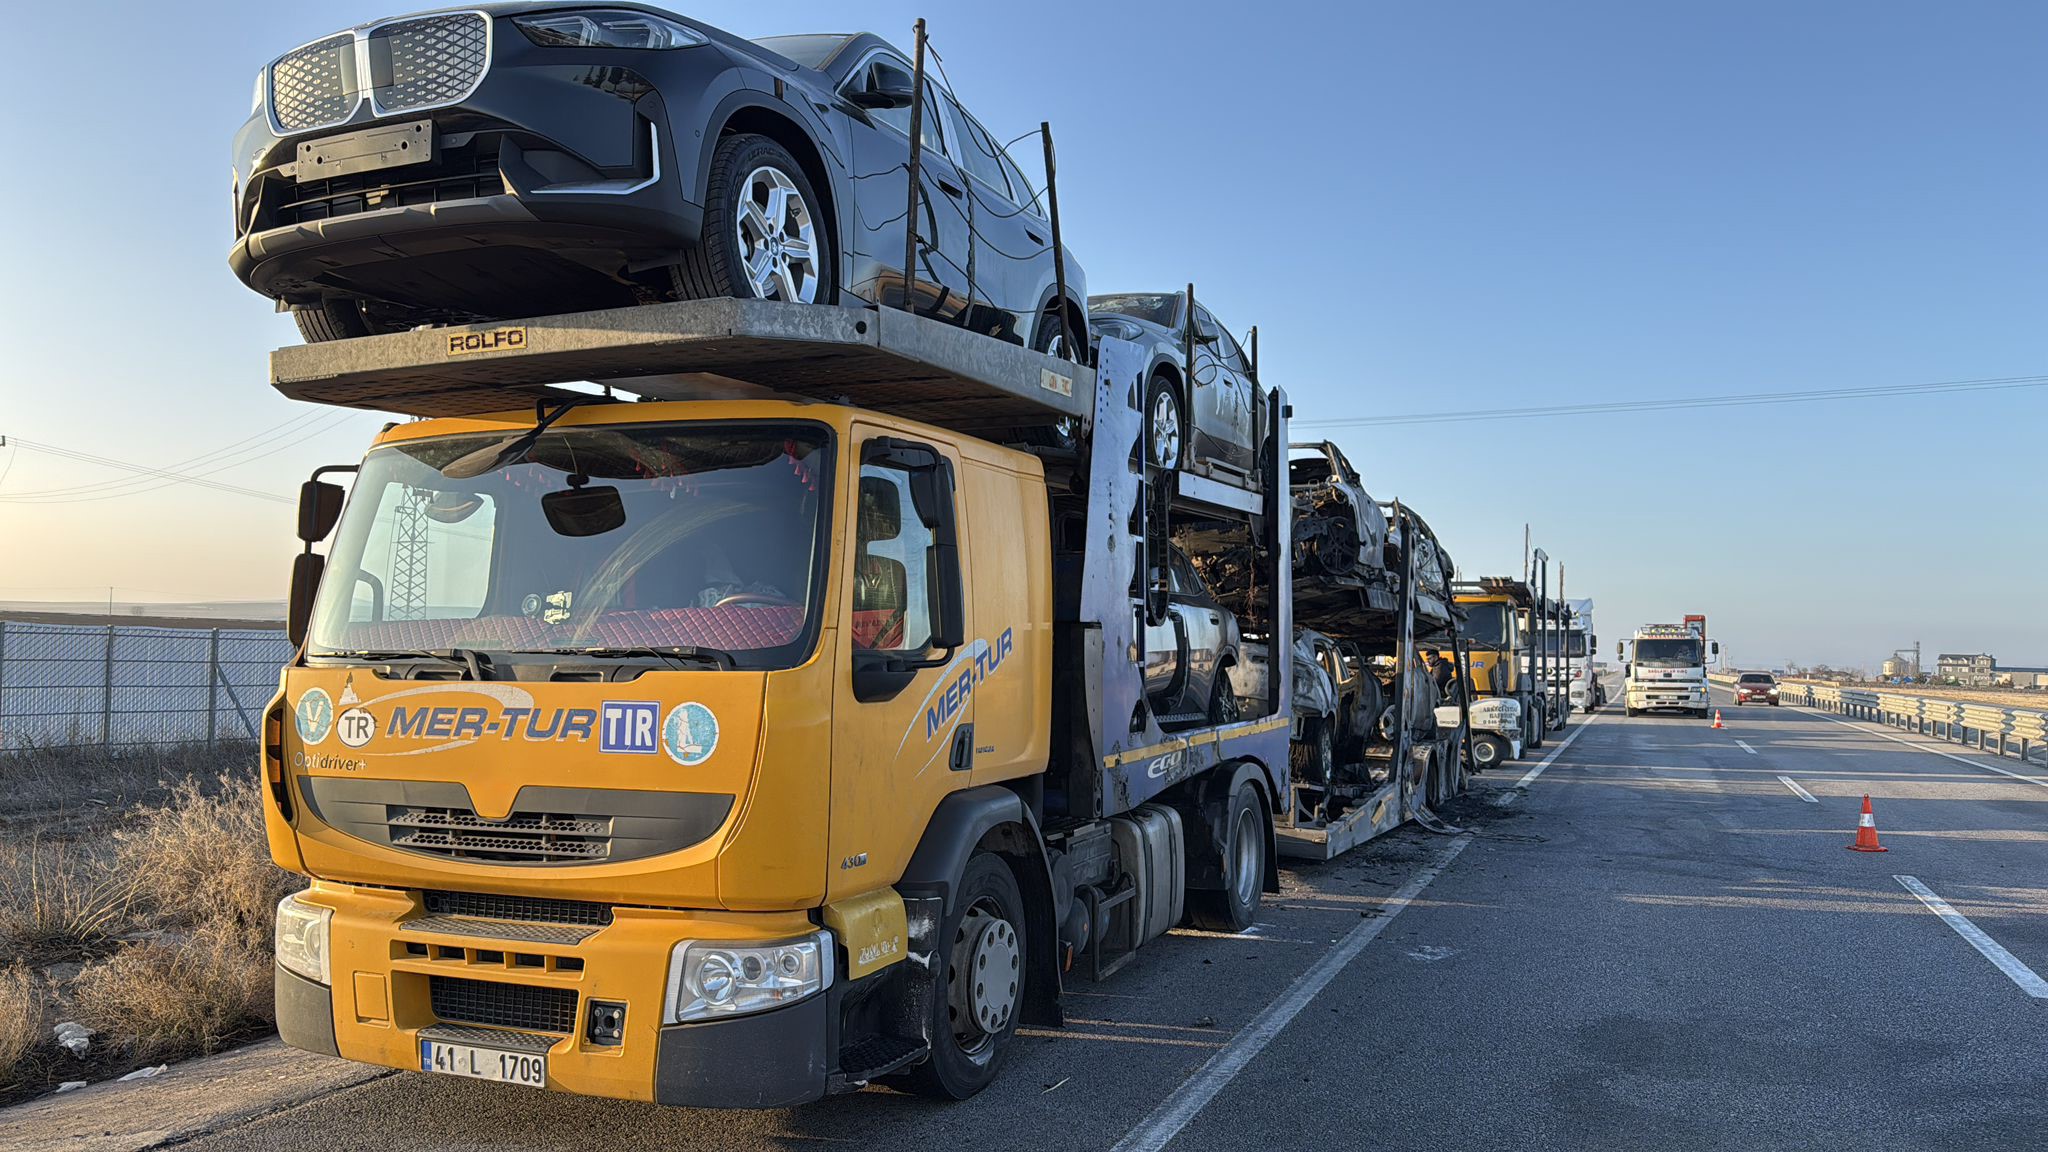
[230, 23, 729, 311]
[1628, 686, 1707, 710]
[276, 883, 835, 1108]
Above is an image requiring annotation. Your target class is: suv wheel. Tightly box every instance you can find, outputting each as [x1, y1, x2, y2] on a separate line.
[673, 134, 833, 306]
[1145, 372, 1183, 472]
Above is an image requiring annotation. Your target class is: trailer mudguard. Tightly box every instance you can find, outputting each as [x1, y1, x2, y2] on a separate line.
[899, 785, 1063, 1026]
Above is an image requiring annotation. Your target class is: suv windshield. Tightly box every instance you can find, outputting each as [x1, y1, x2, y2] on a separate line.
[1634, 638, 1702, 667]
[308, 421, 832, 670]
[1090, 293, 1179, 329]
[751, 33, 853, 69]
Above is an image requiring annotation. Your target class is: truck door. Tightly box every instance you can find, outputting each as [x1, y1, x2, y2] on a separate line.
[828, 426, 973, 900]
[959, 453, 1050, 786]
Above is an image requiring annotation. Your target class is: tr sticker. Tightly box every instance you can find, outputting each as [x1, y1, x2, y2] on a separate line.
[336, 707, 376, 749]
[662, 702, 719, 767]
[295, 688, 334, 746]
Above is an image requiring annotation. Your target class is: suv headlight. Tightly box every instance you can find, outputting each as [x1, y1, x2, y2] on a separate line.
[275, 893, 332, 985]
[515, 10, 709, 49]
[664, 933, 832, 1023]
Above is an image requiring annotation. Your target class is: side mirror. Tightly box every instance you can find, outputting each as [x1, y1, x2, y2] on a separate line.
[1615, 642, 1624, 659]
[288, 552, 324, 647]
[1591, 634, 1598, 650]
[1711, 641, 1721, 657]
[848, 62, 914, 110]
[298, 480, 345, 544]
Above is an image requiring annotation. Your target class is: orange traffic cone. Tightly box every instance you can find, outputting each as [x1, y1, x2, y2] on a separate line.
[1711, 710, 1725, 729]
[1847, 794, 1888, 853]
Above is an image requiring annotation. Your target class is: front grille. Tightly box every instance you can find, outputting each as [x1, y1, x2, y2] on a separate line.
[275, 142, 505, 227]
[266, 12, 490, 135]
[430, 976, 577, 1035]
[390, 804, 612, 864]
[423, 890, 613, 927]
[375, 12, 490, 112]
[271, 34, 357, 133]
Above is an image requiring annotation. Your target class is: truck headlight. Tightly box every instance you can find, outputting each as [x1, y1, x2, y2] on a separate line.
[275, 893, 332, 985]
[664, 933, 832, 1023]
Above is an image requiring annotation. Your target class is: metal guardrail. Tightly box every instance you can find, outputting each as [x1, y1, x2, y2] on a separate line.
[1773, 681, 2048, 769]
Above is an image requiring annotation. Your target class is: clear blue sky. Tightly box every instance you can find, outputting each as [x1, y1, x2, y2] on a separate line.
[2, 1, 2042, 668]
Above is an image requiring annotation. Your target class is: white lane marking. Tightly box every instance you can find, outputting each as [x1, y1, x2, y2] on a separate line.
[1736, 740, 1758, 755]
[1803, 708, 2048, 791]
[1894, 875, 2048, 999]
[1109, 836, 1473, 1152]
[1776, 775, 1818, 803]
[1495, 710, 1604, 806]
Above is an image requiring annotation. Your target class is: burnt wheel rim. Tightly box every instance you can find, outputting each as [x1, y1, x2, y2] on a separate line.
[734, 165, 819, 303]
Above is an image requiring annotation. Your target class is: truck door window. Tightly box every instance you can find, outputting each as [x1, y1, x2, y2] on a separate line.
[852, 464, 934, 652]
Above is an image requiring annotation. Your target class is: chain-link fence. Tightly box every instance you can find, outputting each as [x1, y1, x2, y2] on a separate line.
[0, 620, 293, 751]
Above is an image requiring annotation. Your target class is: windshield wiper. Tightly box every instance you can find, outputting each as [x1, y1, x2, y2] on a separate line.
[521, 645, 735, 671]
[315, 648, 494, 679]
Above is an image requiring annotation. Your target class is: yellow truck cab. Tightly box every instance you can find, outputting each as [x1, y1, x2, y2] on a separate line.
[261, 299, 1307, 1106]
[1450, 578, 1550, 757]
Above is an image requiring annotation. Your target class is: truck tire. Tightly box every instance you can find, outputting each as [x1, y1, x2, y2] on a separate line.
[902, 852, 1025, 1100]
[1626, 706, 1639, 718]
[1188, 779, 1264, 933]
[672, 134, 835, 306]
[1472, 732, 1506, 770]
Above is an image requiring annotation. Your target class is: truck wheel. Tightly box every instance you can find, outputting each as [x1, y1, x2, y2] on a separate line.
[1626, 706, 1639, 718]
[673, 134, 834, 306]
[1188, 780, 1264, 932]
[903, 853, 1024, 1100]
[1525, 712, 1545, 751]
[1472, 733, 1506, 770]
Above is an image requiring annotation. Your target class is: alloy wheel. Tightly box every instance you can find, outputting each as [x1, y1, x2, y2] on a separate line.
[734, 166, 820, 303]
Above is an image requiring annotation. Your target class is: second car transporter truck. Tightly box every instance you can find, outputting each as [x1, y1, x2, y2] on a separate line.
[260, 297, 1470, 1107]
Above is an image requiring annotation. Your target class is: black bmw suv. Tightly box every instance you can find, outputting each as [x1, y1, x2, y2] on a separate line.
[231, 5, 1087, 348]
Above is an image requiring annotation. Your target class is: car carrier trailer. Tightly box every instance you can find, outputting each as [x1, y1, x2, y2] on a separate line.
[259, 296, 1468, 1108]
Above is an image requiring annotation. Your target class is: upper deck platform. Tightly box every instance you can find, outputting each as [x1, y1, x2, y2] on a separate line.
[269, 299, 1094, 429]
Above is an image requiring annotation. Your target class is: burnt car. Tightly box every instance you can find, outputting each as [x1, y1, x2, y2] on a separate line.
[1734, 671, 1780, 705]
[1287, 441, 1390, 583]
[1141, 545, 1243, 727]
[1288, 630, 1385, 784]
[232, 8, 1087, 346]
[1087, 292, 1261, 482]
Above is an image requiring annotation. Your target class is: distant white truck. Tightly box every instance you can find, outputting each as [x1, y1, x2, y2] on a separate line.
[1545, 598, 1604, 714]
[1622, 621, 1717, 718]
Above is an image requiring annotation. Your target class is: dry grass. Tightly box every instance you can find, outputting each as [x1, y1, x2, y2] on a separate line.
[0, 965, 50, 1088]
[113, 774, 298, 951]
[0, 839, 136, 962]
[73, 927, 274, 1063]
[0, 740, 250, 834]
[0, 756, 298, 1095]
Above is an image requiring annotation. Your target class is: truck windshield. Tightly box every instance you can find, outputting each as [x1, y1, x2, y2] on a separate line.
[1538, 631, 1589, 658]
[307, 421, 831, 670]
[1634, 638, 1701, 667]
[1461, 604, 1509, 649]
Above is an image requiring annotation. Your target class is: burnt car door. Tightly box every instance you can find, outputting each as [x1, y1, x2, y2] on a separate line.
[1168, 547, 1228, 704]
[1190, 305, 1257, 478]
[836, 51, 973, 323]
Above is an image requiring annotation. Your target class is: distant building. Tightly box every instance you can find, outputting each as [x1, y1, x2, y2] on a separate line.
[1936, 653, 1997, 686]
[1997, 666, 2048, 690]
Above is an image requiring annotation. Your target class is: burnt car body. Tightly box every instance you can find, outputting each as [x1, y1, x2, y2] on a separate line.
[1141, 545, 1243, 726]
[1287, 441, 1391, 585]
[1087, 292, 1261, 482]
[232, 7, 1086, 345]
[1734, 672, 1780, 705]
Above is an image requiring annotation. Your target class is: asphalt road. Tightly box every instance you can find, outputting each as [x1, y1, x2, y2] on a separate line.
[34, 686, 2048, 1150]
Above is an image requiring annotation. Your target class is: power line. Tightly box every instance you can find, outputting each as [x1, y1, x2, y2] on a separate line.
[1292, 373, 2048, 429]
[0, 437, 294, 503]
[3, 414, 358, 504]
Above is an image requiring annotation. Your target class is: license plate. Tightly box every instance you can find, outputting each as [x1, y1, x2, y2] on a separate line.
[419, 1038, 547, 1088]
[297, 119, 434, 180]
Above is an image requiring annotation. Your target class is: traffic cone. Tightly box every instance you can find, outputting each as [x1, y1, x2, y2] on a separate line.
[1711, 710, 1725, 729]
[1847, 794, 1888, 853]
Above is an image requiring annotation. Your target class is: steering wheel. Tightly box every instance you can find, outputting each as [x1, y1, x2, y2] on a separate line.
[714, 592, 799, 608]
